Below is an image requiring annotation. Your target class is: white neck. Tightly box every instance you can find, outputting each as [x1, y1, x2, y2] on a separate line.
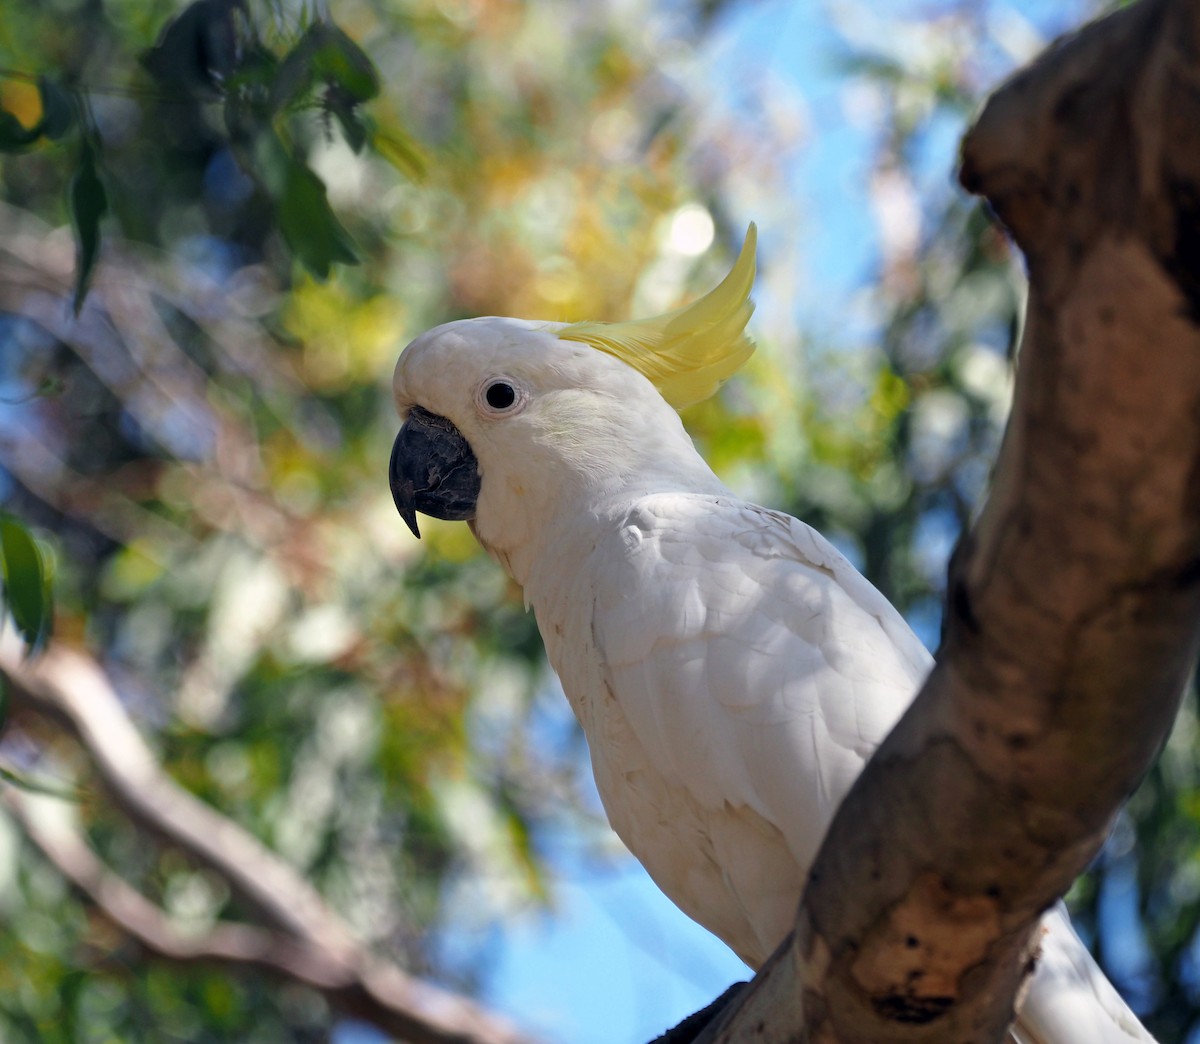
[470, 409, 727, 597]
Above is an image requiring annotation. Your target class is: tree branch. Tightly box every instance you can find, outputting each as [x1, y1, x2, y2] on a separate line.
[0, 637, 537, 1044]
[698, 0, 1200, 1040]
[0, 638, 353, 949]
[5, 787, 357, 985]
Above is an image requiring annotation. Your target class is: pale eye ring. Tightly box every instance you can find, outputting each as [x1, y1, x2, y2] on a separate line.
[476, 375, 527, 416]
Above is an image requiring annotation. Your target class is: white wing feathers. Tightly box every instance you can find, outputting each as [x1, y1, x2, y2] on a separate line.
[568, 492, 1151, 1040]
[1013, 904, 1156, 1044]
[593, 493, 929, 826]
[585, 493, 930, 960]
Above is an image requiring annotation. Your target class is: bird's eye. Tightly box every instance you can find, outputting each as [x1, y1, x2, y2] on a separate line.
[477, 376, 526, 416]
[486, 382, 516, 410]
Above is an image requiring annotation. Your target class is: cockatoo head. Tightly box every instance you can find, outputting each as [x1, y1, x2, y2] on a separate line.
[389, 225, 757, 570]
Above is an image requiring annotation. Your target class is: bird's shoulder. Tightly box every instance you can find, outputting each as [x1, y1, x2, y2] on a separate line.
[580, 492, 931, 880]
[590, 491, 931, 681]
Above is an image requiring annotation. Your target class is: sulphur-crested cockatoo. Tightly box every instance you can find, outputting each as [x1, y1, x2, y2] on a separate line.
[389, 226, 1153, 1043]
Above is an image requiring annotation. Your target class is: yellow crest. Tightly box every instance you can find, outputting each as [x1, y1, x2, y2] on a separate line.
[558, 223, 757, 409]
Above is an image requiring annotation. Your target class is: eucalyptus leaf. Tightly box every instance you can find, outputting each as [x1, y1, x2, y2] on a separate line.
[69, 141, 108, 313]
[0, 516, 52, 652]
[276, 154, 359, 278]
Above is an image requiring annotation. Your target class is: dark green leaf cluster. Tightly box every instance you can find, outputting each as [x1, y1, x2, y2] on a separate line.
[0, 0, 414, 311]
[137, 0, 390, 279]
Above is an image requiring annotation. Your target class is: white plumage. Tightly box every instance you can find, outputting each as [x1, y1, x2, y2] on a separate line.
[391, 313, 1155, 1042]
[562, 493, 926, 964]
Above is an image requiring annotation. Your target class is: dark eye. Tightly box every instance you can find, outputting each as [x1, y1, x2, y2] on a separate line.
[484, 381, 517, 410]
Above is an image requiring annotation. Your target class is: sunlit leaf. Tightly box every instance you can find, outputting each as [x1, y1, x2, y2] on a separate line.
[870, 367, 911, 421]
[69, 140, 108, 313]
[0, 77, 46, 152]
[0, 516, 52, 652]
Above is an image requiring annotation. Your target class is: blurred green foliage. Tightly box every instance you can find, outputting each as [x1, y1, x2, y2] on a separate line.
[0, 0, 1195, 1041]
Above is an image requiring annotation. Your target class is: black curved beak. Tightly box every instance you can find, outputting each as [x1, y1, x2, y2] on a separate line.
[389, 406, 481, 539]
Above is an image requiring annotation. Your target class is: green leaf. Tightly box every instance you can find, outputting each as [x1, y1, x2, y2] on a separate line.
[275, 152, 358, 278]
[69, 140, 108, 313]
[250, 126, 357, 275]
[0, 516, 53, 652]
[38, 78, 75, 140]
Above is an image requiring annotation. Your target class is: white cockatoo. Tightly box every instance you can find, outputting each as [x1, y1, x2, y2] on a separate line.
[389, 226, 1154, 1043]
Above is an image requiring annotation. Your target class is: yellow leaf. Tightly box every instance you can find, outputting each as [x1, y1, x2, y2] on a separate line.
[0, 79, 42, 130]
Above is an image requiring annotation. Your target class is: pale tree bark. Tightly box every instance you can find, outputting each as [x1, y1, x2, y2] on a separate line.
[0, 638, 538, 1044]
[695, 0, 1200, 1041]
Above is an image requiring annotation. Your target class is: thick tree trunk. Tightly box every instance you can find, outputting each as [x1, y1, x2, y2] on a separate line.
[697, 0, 1200, 1040]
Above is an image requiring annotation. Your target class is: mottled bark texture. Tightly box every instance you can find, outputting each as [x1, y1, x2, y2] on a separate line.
[696, 0, 1200, 1040]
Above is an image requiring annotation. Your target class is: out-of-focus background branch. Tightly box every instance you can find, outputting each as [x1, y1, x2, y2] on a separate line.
[3, 762, 531, 1044]
[0, 1, 1196, 1042]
